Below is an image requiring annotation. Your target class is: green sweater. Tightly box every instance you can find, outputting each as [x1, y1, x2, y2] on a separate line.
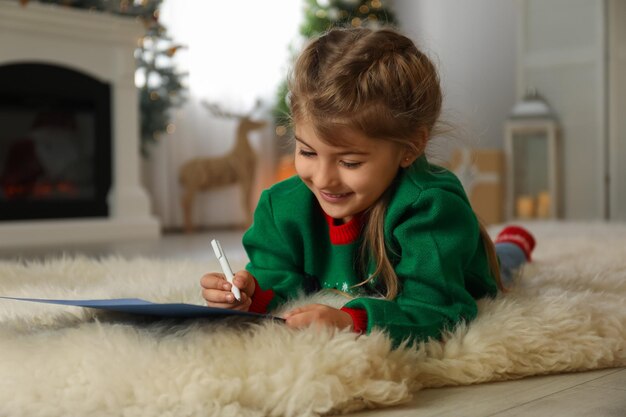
[243, 156, 497, 346]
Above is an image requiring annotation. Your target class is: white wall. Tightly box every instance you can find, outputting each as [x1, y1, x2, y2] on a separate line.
[609, 0, 626, 221]
[394, 0, 518, 152]
[517, 0, 607, 220]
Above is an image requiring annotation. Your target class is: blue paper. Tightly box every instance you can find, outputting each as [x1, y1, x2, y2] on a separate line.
[0, 296, 280, 320]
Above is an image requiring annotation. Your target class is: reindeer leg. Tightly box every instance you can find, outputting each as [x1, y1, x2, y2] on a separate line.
[240, 177, 254, 228]
[181, 186, 196, 234]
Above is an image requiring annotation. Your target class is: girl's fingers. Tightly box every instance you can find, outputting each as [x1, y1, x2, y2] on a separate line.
[200, 272, 253, 312]
[232, 270, 255, 296]
[284, 310, 311, 328]
[202, 287, 252, 309]
[200, 273, 229, 290]
[282, 306, 304, 319]
[231, 294, 252, 311]
[203, 273, 249, 293]
[202, 288, 243, 304]
[202, 288, 229, 303]
[283, 308, 295, 321]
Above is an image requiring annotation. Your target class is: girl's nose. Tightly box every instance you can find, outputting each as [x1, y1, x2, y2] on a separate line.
[313, 163, 339, 189]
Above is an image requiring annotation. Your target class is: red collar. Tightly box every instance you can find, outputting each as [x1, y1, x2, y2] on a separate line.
[322, 211, 365, 245]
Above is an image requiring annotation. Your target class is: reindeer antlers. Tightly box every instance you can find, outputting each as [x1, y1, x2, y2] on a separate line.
[201, 99, 262, 119]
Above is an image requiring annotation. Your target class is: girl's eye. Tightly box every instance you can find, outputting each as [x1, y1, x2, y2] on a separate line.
[340, 160, 362, 169]
[298, 149, 316, 158]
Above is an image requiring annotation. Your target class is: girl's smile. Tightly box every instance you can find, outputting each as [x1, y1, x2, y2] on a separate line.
[319, 191, 354, 203]
[294, 120, 415, 223]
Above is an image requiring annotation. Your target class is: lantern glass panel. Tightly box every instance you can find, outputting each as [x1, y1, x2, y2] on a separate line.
[512, 131, 548, 197]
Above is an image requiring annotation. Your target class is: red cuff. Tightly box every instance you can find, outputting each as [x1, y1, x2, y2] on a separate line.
[340, 307, 368, 333]
[248, 276, 275, 314]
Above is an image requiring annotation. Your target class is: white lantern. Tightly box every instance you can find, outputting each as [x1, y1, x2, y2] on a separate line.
[504, 90, 561, 220]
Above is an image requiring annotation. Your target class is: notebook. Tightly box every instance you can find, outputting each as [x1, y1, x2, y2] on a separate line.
[0, 296, 280, 320]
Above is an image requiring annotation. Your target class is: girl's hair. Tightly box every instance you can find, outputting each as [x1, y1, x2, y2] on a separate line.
[289, 27, 503, 298]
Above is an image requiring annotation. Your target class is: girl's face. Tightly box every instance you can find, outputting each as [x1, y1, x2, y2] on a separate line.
[294, 120, 414, 223]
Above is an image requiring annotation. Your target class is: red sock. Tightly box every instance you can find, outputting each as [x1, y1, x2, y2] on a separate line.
[495, 226, 536, 261]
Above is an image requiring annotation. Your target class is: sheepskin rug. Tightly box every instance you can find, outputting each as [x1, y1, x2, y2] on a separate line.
[0, 222, 625, 417]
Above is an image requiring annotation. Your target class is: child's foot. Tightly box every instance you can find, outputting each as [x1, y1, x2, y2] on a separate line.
[495, 225, 536, 261]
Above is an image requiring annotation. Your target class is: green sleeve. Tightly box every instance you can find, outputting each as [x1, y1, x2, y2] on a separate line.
[344, 189, 482, 346]
[242, 190, 305, 311]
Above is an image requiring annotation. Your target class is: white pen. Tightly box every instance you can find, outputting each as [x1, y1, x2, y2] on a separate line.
[210, 239, 242, 302]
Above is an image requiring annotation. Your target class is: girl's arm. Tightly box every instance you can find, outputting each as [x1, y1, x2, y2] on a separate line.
[343, 189, 493, 346]
[242, 190, 307, 313]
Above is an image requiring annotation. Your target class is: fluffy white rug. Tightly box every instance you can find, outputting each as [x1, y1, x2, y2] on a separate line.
[0, 222, 625, 417]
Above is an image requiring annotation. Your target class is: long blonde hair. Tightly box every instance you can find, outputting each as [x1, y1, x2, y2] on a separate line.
[289, 27, 503, 298]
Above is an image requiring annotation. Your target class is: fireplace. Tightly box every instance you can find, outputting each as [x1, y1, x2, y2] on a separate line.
[0, 63, 112, 221]
[0, 2, 160, 247]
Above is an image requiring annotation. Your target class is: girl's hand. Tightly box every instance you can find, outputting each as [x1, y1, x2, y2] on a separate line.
[283, 304, 354, 330]
[200, 270, 256, 311]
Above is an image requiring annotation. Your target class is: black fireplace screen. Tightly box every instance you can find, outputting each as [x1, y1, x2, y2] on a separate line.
[0, 63, 111, 221]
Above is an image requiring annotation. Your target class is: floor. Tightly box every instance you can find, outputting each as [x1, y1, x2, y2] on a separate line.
[1, 230, 624, 417]
[349, 368, 626, 417]
[0, 228, 250, 264]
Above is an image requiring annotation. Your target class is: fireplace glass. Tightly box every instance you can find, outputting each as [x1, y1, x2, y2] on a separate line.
[0, 63, 111, 221]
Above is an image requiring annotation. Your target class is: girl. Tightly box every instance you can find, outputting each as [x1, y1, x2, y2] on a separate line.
[200, 27, 535, 346]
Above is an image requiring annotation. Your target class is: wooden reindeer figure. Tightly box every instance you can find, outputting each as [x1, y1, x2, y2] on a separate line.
[179, 102, 267, 233]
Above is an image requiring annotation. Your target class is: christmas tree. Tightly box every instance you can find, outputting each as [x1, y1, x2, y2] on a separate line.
[274, 0, 397, 138]
[133, 4, 186, 156]
[20, 0, 186, 156]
